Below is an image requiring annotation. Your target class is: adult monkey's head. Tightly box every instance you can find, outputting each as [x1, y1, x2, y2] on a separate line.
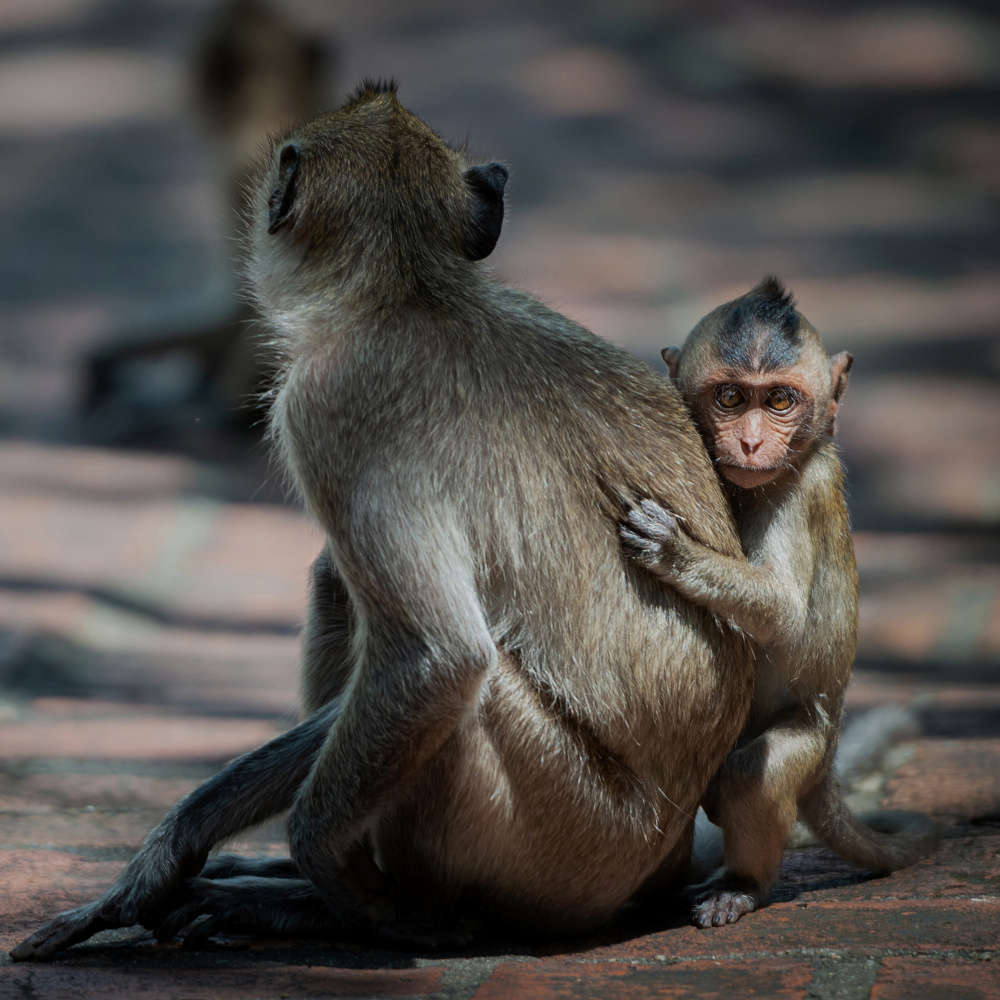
[245, 80, 508, 314]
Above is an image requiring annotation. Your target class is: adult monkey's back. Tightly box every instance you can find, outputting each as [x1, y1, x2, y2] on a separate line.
[12, 82, 754, 959]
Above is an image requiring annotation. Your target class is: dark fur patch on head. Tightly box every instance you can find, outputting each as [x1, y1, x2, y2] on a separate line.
[345, 77, 399, 107]
[717, 276, 801, 372]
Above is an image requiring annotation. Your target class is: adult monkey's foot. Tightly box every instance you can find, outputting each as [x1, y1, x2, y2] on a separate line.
[10, 823, 205, 961]
[10, 898, 124, 962]
[149, 874, 473, 952]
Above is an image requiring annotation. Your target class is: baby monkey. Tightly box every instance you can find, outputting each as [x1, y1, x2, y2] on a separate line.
[622, 277, 938, 927]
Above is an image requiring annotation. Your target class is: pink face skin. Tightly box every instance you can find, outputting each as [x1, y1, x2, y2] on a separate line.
[691, 374, 816, 489]
[663, 341, 852, 491]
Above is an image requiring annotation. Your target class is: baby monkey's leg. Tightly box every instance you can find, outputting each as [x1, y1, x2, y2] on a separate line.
[694, 713, 828, 927]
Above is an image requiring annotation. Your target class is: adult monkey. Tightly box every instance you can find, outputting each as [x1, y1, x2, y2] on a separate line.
[12, 82, 753, 959]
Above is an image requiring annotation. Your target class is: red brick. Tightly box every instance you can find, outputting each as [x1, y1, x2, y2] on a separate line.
[0, 964, 443, 1000]
[0, 850, 122, 949]
[19, 633, 299, 716]
[474, 959, 812, 999]
[845, 675, 1000, 726]
[845, 673, 921, 711]
[840, 375, 1000, 525]
[858, 584, 948, 661]
[779, 836, 1000, 903]
[932, 687, 1000, 712]
[182, 503, 320, 622]
[570, 899, 1000, 961]
[0, 589, 91, 636]
[741, 843, 971, 910]
[0, 848, 117, 902]
[883, 740, 1000, 819]
[0, 809, 167, 849]
[0, 769, 199, 812]
[858, 569, 1000, 664]
[0, 493, 318, 627]
[871, 957, 1000, 999]
[711, 14, 990, 90]
[0, 442, 197, 499]
[852, 533, 984, 575]
[0, 493, 180, 586]
[73, 630, 300, 714]
[0, 715, 277, 761]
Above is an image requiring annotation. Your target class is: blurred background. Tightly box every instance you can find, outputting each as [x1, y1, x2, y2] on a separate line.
[0, 0, 997, 834]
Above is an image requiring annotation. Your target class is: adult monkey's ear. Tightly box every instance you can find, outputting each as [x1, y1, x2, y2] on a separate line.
[661, 346, 682, 381]
[268, 143, 301, 235]
[462, 162, 508, 260]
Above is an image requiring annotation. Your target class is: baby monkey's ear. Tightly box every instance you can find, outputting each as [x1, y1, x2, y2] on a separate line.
[830, 351, 853, 401]
[661, 346, 682, 381]
[824, 351, 854, 437]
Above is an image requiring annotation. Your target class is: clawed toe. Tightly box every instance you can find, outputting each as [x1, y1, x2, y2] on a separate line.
[9, 901, 120, 962]
[179, 914, 237, 948]
[622, 500, 679, 551]
[634, 500, 678, 536]
[692, 889, 757, 928]
[150, 877, 223, 943]
[619, 527, 659, 558]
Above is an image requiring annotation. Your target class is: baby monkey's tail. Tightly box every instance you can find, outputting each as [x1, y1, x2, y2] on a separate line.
[800, 771, 940, 874]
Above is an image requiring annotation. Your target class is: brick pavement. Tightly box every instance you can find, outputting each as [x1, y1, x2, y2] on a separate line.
[1, 0, 999, 997]
[0, 442, 997, 999]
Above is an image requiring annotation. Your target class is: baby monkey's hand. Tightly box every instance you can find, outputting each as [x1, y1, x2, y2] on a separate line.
[620, 499, 685, 581]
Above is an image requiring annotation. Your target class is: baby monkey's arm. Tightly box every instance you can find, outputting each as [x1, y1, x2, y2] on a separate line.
[621, 499, 805, 644]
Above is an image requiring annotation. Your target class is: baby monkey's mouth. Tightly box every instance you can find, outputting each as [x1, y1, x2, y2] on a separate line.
[715, 453, 786, 472]
[716, 460, 785, 488]
[718, 460, 782, 473]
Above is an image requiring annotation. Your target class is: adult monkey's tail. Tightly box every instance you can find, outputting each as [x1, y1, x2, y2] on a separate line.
[800, 771, 940, 874]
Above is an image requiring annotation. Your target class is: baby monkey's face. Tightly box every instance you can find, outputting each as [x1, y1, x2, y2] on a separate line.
[663, 278, 852, 491]
[692, 372, 816, 488]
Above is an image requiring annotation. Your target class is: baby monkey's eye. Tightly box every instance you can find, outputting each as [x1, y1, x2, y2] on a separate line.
[765, 388, 796, 412]
[714, 384, 744, 409]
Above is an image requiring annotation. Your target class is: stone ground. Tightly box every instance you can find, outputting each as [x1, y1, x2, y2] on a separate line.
[0, 1, 998, 997]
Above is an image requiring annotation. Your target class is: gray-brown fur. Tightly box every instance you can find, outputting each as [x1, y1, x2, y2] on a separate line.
[623, 279, 938, 927]
[11, 84, 754, 960]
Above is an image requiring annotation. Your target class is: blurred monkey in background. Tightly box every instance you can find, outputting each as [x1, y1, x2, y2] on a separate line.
[82, 0, 331, 449]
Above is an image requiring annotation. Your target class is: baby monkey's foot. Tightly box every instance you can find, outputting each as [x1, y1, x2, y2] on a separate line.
[690, 873, 761, 928]
[620, 500, 682, 576]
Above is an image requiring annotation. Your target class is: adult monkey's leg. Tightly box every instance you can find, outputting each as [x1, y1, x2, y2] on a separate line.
[11, 547, 357, 962]
[150, 527, 493, 948]
[10, 700, 340, 961]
